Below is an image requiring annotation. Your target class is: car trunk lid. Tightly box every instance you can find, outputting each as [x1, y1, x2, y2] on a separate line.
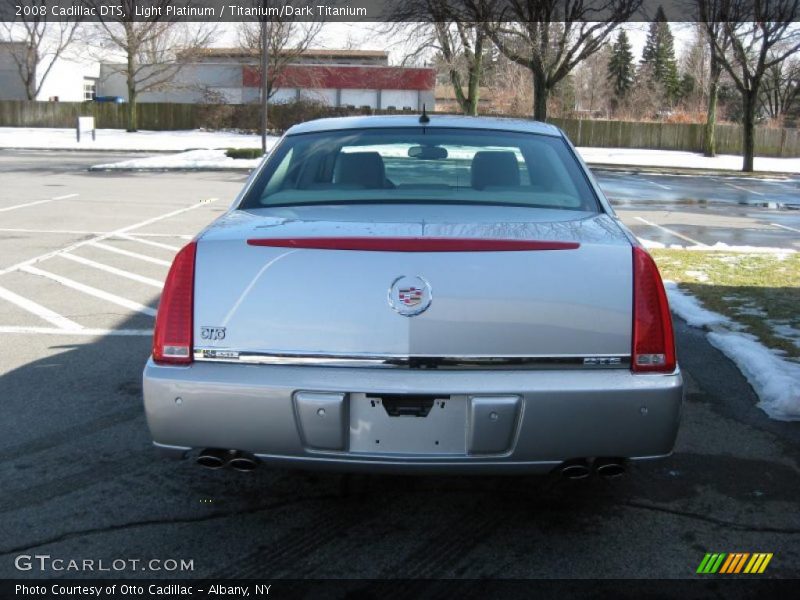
[192, 207, 633, 361]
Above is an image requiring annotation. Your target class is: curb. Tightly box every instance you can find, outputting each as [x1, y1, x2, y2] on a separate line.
[87, 165, 253, 172]
[587, 163, 798, 180]
[88, 162, 798, 178]
[0, 146, 189, 154]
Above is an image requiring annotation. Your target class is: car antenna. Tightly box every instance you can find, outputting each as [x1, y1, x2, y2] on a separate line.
[419, 104, 430, 124]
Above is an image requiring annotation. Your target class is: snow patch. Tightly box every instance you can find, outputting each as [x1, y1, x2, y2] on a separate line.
[643, 239, 796, 254]
[91, 149, 265, 170]
[0, 127, 276, 152]
[685, 242, 796, 256]
[769, 322, 800, 349]
[664, 281, 731, 329]
[684, 270, 709, 282]
[665, 281, 800, 421]
[707, 331, 800, 421]
[577, 146, 800, 174]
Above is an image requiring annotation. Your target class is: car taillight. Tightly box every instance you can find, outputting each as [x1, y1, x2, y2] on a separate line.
[153, 241, 196, 365]
[632, 245, 676, 373]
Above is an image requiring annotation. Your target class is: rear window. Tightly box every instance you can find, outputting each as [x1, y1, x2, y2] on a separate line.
[240, 127, 599, 212]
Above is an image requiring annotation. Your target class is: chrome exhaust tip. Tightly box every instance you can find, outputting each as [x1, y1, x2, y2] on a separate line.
[559, 460, 590, 480]
[196, 448, 228, 469]
[594, 458, 626, 479]
[228, 454, 259, 472]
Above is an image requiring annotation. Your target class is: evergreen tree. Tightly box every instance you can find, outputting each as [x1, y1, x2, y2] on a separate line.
[608, 29, 635, 99]
[641, 6, 680, 103]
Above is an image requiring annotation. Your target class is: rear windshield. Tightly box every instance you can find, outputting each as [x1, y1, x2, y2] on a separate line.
[239, 127, 599, 212]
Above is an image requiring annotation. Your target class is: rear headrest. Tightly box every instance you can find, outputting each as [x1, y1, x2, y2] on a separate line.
[335, 151, 386, 189]
[471, 151, 521, 190]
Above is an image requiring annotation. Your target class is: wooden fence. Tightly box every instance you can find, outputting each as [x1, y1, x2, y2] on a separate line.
[1, 100, 798, 157]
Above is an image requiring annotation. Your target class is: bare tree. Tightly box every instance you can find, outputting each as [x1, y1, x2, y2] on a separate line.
[237, 7, 323, 152]
[760, 54, 800, 121]
[237, 20, 324, 101]
[385, 2, 487, 115]
[89, 0, 215, 131]
[574, 43, 612, 116]
[697, 0, 800, 171]
[695, 18, 731, 157]
[484, 49, 534, 115]
[480, 0, 642, 121]
[0, 2, 82, 100]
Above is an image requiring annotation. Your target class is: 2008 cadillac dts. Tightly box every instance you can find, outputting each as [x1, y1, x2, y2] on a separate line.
[143, 115, 682, 477]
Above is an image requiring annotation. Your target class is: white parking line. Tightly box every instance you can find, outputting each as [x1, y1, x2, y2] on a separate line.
[0, 285, 82, 330]
[634, 216, 706, 247]
[0, 227, 194, 237]
[0, 193, 79, 212]
[0, 199, 215, 276]
[771, 222, 800, 234]
[645, 179, 671, 190]
[21, 265, 158, 317]
[90, 242, 172, 266]
[60, 253, 163, 288]
[116, 233, 181, 252]
[724, 181, 765, 196]
[0, 199, 53, 212]
[0, 326, 152, 336]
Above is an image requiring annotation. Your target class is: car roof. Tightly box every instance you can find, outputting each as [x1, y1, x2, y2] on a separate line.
[285, 114, 563, 137]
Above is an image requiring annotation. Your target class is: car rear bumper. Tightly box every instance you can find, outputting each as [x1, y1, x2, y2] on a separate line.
[143, 359, 683, 474]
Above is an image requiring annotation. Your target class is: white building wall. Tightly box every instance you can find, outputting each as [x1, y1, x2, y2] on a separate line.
[300, 88, 337, 105]
[270, 88, 298, 103]
[98, 63, 242, 103]
[340, 89, 378, 108]
[380, 90, 420, 110]
[36, 57, 100, 102]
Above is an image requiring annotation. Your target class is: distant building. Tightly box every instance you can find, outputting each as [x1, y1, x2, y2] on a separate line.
[0, 46, 436, 111]
[0, 41, 99, 102]
[98, 49, 436, 110]
[0, 42, 29, 100]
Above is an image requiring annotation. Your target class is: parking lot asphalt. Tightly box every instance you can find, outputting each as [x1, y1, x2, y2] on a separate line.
[0, 150, 798, 580]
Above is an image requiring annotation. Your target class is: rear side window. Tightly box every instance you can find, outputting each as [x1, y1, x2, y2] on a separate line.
[240, 127, 598, 212]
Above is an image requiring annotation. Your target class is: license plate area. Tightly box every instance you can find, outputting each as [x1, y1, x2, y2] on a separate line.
[369, 393, 436, 417]
[349, 393, 467, 455]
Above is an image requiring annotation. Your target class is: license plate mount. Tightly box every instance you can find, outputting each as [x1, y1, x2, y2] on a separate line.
[349, 393, 467, 455]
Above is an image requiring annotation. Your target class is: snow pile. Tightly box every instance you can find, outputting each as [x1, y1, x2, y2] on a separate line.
[708, 331, 800, 421]
[663, 281, 732, 329]
[0, 127, 276, 152]
[577, 146, 800, 174]
[91, 149, 264, 170]
[665, 281, 800, 421]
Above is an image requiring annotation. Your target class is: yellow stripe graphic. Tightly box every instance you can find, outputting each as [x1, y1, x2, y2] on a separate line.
[744, 554, 760, 574]
[758, 554, 773, 573]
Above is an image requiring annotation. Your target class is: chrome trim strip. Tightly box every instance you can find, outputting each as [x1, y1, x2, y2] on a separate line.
[194, 349, 630, 369]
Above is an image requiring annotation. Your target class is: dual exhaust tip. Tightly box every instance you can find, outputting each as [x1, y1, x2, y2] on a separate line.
[197, 450, 624, 478]
[196, 448, 259, 472]
[559, 458, 626, 480]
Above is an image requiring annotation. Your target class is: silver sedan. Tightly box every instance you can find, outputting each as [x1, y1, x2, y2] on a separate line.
[143, 115, 683, 477]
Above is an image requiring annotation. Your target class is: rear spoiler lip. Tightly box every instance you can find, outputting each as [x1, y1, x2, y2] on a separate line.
[246, 237, 580, 252]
